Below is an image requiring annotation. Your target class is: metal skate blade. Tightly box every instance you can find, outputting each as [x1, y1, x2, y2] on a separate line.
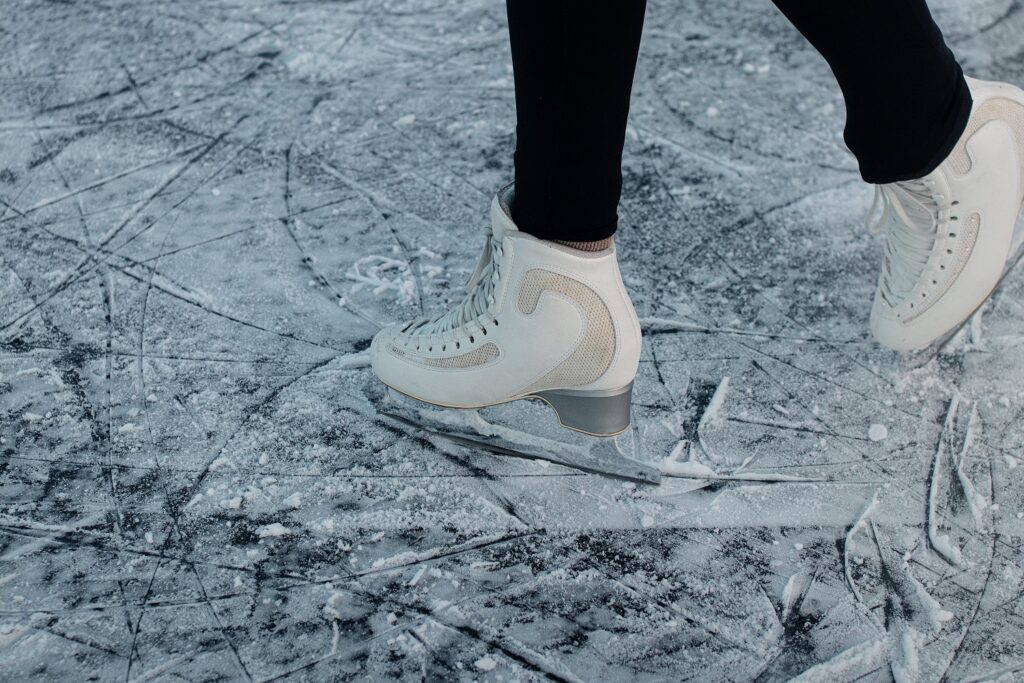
[378, 388, 661, 485]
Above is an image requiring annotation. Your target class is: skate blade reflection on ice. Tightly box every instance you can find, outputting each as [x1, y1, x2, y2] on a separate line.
[378, 387, 661, 485]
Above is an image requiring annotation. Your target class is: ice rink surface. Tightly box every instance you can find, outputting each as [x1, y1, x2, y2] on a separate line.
[2, 0, 1024, 680]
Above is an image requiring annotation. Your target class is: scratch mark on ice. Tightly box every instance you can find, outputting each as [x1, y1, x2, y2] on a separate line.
[843, 490, 880, 604]
[927, 396, 966, 569]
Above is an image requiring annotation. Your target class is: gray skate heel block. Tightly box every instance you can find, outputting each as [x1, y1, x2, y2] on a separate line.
[533, 382, 634, 437]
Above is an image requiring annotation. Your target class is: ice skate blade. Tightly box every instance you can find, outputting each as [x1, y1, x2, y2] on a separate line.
[377, 382, 634, 438]
[376, 388, 660, 484]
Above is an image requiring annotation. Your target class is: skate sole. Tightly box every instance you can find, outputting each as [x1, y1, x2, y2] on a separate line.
[377, 381, 635, 437]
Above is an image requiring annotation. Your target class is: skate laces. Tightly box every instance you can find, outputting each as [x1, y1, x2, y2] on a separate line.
[866, 178, 947, 307]
[408, 226, 503, 337]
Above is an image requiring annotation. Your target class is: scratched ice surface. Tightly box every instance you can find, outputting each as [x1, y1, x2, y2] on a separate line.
[2, 0, 1024, 680]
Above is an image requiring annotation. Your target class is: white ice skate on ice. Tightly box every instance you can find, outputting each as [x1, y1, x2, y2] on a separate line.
[370, 184, 642, 436]
[869, 77, 1024, 353]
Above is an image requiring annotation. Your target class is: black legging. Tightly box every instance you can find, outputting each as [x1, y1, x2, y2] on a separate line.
[507, 0, 972, 242]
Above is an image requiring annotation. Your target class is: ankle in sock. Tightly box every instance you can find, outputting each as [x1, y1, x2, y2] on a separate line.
[552, 236, 614, 252]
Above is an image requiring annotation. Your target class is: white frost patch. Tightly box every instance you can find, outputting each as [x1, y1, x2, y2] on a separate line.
[324, 591, 346, 620]
[931, 532, 965, 569]
[701, 377, 730, 426]
[258, 523, 291, 538]
[789, 637, 889, 682]
[209, 456, 234, 471]
[332, 353, 371, 371]
[660, 459, 717, 478]
[868, 423, 888, 442]
[1004, 455, 1019, 470]
[408, 566, 428, 587]
[890, 629, 922, 683]
[474, 656, 498, 672]
[900, 553, 954, 632]
[283, 492, 302, 509]
[781, 568, 812, 623]
[346, 255, 417, 306]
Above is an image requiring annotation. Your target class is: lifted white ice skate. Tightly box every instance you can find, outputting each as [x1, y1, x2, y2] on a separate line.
[370, 184, 642, 436]
[869, 77, 1024, 356]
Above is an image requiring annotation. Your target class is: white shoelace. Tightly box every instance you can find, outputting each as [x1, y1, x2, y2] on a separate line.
[866, 178, 948, 307]
[405, 226, 503, 339]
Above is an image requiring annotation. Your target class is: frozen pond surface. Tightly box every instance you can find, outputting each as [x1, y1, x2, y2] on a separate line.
[2, 0, 1024, 680]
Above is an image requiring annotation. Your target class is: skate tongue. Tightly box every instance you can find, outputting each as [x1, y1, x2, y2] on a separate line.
[464, 185, 518, 294]
[490, 184, 519, 243]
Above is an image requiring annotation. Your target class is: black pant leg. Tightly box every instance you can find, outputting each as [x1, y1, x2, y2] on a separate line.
[506, 0, 647, 241]
[771, 0, 972, 183]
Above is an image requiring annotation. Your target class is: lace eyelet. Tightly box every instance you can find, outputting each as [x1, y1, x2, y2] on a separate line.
[456, 342, 460, 349]
[481, 328, 488, 335]
[469, 336, 475, 343]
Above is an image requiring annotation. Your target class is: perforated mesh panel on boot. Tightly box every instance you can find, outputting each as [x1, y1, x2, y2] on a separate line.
[389, 342, 499, 368]
[947, 98, 1024, 199]
[516, 269, 615, 393]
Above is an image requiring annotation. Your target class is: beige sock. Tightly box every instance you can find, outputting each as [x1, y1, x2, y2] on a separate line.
[552, 236, 614, 252]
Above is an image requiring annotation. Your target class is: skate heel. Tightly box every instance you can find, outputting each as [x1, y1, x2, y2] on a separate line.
[533, 382, 634, 436]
